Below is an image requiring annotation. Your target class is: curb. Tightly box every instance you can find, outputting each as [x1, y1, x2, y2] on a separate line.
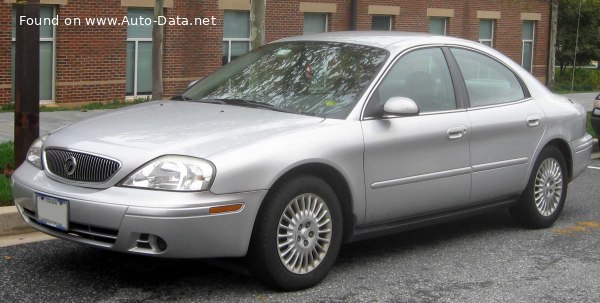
[0, 206, 34, 236]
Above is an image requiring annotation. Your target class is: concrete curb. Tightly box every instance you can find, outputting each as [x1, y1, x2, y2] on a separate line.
[0, 206, 34, 236]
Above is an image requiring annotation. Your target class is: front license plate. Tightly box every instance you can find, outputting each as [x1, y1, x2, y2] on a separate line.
[36, 194, 69, 231]
[594, 108, 600, 116]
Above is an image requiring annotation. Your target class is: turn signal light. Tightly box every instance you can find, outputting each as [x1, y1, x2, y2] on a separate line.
[209, 203, 244, 214]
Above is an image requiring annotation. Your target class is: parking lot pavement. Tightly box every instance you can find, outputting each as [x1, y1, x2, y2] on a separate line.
[0, 110, 107, 143]
[562, 92, 598, 111]
[1, 160, 600, 302]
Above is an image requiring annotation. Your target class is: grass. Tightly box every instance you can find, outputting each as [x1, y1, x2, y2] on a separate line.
[554, 67, 600, 93]
[0, 97, 151, 113]
[588, 112, 597, 138]
[0, 141, 14, 206]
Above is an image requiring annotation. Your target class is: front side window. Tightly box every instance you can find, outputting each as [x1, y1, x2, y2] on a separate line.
[303, 13, 328, 34]
[479, 19, 494, 47]
[183, 42, 388, 119]
[222, 11, 251, 65]
[126, 8, 153, 97]
[429, 17, 447, 35]
[371, 15, 392, 31]
[522, 21, 535, 73]
[451, 48, 526, 107]
[12, 5, 56, 102]
[366, 48, 456, 116]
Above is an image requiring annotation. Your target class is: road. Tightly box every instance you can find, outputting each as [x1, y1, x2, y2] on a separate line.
[562, 92, 597, 111]
[1, 160, 599, 302]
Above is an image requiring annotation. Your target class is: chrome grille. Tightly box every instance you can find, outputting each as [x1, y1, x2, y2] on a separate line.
[45, 149, 120, 183]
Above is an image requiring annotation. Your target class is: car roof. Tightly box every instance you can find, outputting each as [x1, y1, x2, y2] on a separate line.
[276, 31, 465, 49]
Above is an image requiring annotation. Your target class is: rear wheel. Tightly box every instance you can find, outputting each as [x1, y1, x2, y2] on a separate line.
[248, 175, 343, 290]
[510, 146, 568, 229]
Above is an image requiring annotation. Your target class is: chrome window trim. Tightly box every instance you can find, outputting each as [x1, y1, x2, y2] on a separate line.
[466, 97, 534, 112]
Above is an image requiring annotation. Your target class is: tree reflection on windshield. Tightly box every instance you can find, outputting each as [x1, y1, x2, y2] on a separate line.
[183, 42, 388, 118]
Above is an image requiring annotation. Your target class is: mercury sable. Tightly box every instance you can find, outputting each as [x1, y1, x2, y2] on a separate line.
[12, 32, 593, 290]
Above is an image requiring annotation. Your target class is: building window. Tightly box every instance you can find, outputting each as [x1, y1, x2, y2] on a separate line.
[222, 11, 251, 65]
[429, 17, 447, 35]
[371, 15, 392, 31]
[12, 5, 56, 102]
[522, 21, 535, 73]
[126, 8, 153, 97]
[303, 13, 328, 34]
[479, 19, 494, 47]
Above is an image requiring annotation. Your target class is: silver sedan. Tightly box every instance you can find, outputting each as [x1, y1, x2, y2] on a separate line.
[12, 32, 593, 290]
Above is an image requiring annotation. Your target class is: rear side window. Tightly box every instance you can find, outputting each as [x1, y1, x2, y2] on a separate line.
[451, 48, 526, 107]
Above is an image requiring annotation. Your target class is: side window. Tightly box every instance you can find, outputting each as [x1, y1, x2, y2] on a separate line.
[366, 48, 456, 116]
[451, 48, 526, 107]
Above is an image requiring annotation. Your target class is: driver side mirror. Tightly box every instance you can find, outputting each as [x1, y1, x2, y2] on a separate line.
[383, 97, 420, 116]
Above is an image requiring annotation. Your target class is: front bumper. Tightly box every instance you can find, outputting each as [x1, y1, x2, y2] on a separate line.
[570, 133, 594, 181]
[12, 162, 267, 258]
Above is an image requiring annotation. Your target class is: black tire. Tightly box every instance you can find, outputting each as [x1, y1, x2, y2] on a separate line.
[248, 175, 343, 290]
[510, 146, 568, 229]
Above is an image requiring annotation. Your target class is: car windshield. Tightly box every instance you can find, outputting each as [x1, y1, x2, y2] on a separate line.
[181, 41, 388, 118]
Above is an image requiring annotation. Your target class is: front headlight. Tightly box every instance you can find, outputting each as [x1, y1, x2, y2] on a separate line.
[120, 155, 215, 191]
[27, 135, 48, 169]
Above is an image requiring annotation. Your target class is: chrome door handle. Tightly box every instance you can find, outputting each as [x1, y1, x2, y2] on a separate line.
[527, 115, 541, 127]
[447, 125, 467, 140]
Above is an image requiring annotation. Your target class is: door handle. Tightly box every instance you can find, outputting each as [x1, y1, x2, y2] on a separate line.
[527, 114, 541, 127]
[447, 125, 467, 140]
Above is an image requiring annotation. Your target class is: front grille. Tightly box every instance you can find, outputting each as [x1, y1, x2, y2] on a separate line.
[22, 208, 119, 244]
[45, 149, 120, 183]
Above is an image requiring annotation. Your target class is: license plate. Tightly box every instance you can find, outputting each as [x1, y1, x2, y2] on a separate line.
[36, 194, 69, 231]
[594, 108, 600, 116]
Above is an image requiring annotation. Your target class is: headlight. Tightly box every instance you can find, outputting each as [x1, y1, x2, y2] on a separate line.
[120, 156, 214, 191]
[27, 135, 48, 169]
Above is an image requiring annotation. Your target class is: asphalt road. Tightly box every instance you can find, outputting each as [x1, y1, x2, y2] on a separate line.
[2, 160, 600, 302]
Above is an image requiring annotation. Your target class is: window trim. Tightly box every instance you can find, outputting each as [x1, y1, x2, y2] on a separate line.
[521, 21, 536, 73]
[478, 19, 494, 48]
[12, 5, 56, 103]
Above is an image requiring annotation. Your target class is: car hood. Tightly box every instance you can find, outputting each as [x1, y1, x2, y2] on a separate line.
[44, 101, 324, 164]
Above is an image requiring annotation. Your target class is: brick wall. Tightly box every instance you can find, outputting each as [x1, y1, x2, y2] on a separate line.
[0, 0, 551, 105]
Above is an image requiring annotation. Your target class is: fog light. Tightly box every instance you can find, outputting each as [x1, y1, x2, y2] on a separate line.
[137, 233, 167, 252]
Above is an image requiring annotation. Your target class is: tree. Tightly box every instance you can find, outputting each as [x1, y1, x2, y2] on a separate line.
[152, 0, 164, 100]
[250, 0, 265, 50]
[556, 0, 600, 75]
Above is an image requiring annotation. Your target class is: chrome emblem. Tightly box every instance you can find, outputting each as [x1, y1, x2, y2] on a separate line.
[63, 156, 77, 176]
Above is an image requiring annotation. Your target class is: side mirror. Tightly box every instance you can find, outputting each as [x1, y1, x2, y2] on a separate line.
[383, 97, 419, 116]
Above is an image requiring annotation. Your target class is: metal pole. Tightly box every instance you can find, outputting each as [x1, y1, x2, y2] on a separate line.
[14, 0, 40, 168]
[151, 0, 164, 101]
[570, 0, 582, 93]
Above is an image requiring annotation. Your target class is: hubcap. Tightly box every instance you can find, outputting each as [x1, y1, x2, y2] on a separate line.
[277, 193, 332, 274]
[534, 158, 563, 216]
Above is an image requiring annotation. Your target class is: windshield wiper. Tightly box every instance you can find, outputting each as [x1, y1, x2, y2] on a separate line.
[209, 98, 295, 114]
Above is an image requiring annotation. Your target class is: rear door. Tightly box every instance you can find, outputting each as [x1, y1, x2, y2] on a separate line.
[449, 48, 545, 203]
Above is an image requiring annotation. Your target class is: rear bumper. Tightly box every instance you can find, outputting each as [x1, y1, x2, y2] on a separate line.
[12, 162, 267, 258]
[570, 133, 593, 181]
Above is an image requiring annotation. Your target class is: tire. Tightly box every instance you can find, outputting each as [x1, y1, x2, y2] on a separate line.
[248, 175, 343, 290]
[510, 146, 568, 229]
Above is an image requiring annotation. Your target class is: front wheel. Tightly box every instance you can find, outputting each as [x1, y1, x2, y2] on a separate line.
[248, 175, 343, 290]
[510, 146, 568, 229]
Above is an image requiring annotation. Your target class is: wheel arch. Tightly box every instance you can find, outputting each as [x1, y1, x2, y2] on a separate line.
[543, 138, 573, 182]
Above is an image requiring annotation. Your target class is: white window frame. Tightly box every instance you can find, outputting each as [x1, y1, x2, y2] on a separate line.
[12, 5, 56, 103]
[429, 17, 447, 35]
[126, 36, 152, 98]
[222, 11, 251, 65]
[303, 13, 329, 34]
[371, 15, 393, 31]
[478, 19, 494, 47]
[521, 21, 535, 73]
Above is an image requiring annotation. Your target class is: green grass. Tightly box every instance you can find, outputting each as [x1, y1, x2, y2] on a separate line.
[0, 141, 14, 206]
[555, 67, 600, 93]
[0, 97, 151, 113]
[588, 112, 597, 138]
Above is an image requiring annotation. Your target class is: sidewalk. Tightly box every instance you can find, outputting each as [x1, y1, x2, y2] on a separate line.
[0, 110, 107, 143]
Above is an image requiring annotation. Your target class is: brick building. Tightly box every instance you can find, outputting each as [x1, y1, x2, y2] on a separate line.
[0, 0, 551, 105]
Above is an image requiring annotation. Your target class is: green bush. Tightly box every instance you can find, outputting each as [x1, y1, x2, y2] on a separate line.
[555, 68, 600, 92]
[0, 141, 14, 206]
